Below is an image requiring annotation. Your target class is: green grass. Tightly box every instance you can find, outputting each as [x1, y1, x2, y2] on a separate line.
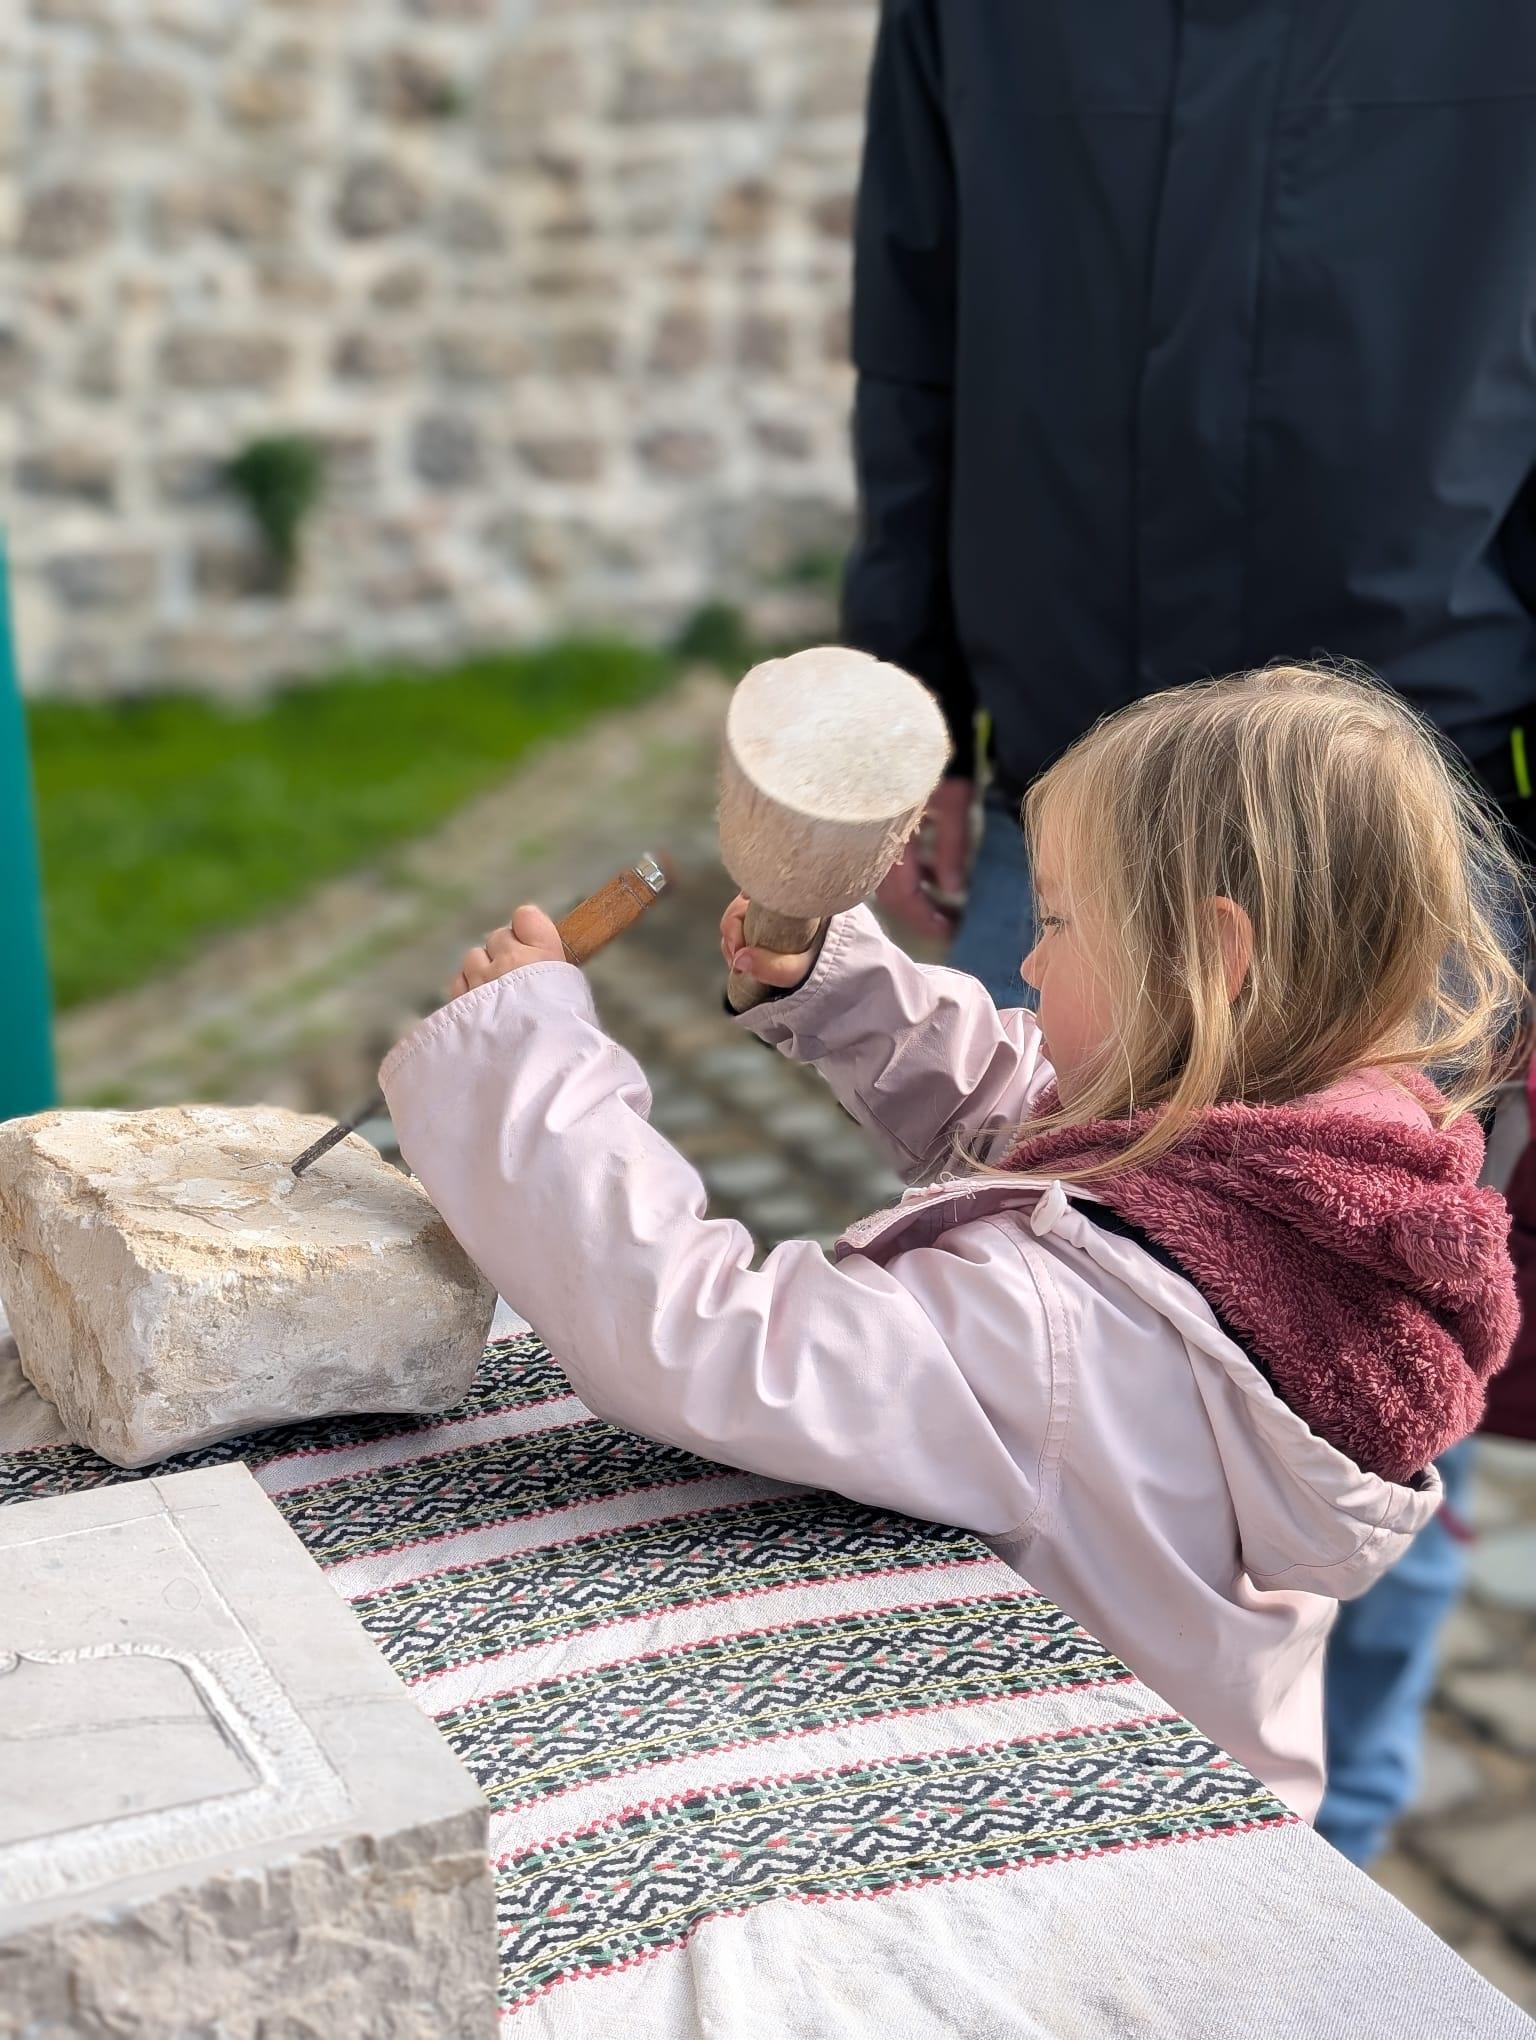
[30, 640, 674, 1009]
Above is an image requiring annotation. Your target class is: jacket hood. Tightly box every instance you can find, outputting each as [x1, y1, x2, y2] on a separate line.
[999, 1070, 1516, 1485]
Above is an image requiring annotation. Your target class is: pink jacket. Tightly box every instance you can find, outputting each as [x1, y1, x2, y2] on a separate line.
[380, 905, 1443, 1820]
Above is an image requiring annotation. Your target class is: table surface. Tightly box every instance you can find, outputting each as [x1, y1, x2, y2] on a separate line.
[0, 1325, 1528, 2038]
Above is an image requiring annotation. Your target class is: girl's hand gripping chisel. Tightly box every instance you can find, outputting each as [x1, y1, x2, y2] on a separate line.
[289, 853, 669, 1178]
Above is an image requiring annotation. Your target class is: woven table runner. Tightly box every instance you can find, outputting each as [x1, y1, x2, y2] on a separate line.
[10, 1334, 1502, 2037]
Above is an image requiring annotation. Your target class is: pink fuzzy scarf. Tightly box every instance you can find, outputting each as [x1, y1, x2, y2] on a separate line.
[1002, 1072, 1517, 1482]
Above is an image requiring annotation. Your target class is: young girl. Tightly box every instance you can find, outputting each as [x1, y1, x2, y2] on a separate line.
[380, 665, 1522, 1821]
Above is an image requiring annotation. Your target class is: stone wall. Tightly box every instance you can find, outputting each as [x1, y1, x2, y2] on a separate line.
[2, 0, 875, 696]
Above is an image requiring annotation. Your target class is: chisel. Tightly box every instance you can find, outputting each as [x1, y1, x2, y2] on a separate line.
[289, 852, 669, 1177]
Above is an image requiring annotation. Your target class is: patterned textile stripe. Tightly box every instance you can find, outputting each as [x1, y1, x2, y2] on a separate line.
[351, 1495, 989, 1683]
[493, 1716, 1293, 2009]
[271, 1414, 723, 1568]
[440, 1596, 1127, 1814]
[0, 1337, 569, 1506]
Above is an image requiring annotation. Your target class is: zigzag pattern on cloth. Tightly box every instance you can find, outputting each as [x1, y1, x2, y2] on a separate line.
[493, 1718, 1284, 2005]
[352, 1493, 991, 1681]
[441, 1595, 1128, 1813]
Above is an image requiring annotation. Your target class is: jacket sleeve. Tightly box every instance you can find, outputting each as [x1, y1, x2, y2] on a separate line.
[841, 0, 974, 776]
[379, 966, 1050, 1541]
[736, 905, 1054, 1180]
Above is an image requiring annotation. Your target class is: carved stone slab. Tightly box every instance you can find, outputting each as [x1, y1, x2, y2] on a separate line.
[0, 1464, 495, 2035]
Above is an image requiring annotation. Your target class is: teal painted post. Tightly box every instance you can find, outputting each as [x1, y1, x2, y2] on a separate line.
[0, 541, 57, 1120]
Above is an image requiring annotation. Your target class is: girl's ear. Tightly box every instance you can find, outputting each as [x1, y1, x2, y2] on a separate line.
[1210, 897, 1254, 1002]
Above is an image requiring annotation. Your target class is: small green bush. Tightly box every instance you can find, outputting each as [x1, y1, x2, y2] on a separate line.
[673, 602, 756, 676]
[225, 435, 325, 590]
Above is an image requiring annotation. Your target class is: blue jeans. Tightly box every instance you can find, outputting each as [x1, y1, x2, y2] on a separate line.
[947, 790, 1035, 1008]
[948, 786, 1470, 1866]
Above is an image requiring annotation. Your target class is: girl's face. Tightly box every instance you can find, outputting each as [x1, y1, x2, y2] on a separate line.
[1019, 833, 1116, 1105]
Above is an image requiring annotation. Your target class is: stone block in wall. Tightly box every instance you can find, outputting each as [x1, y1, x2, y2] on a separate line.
[193, 542, 275, 601]
[793, 29, 877, 118]
[481, 42, 593, 140]
[73, 334, 120, 400]
[16, 446, 118, 507]
[370, 261, 432, 309]
[255, 260, 336, 310]
[0, 332, 31, 394]
[143, 0, 248, 48]
[431, 328, 529, 383]
[85, 60, 192, 135]
[333, 158, 427, 239]
[155, 453, 227, 505]
[19, 184, 113, 262]
[437, 193, 507, 255]
[541, 322, 621, 376]
[47, 551, 158, 611]
[485, 510, 584, 587]
[715, 493, 854, 582]
[754, 415, 817, 461]
[737, 312, 795, 375]
[811, 189, 857, 239]
[140, 625, 252, 690]
[649, 309, 713, 378]
[712, 178, 776, 242]
[639, 428, 724, 479]
[222, 47, 314, 132]
[308, 431, 379, 496]
[154, 177, 294, 249]
[613, 56, 758, 123]
[412, 412, 484, 487]
[160, 330, 293, 391]
[357, 47, 466, 123]
[31, 0, 115, 21]
[514, 435, 606, 483]
[334, 330, 419, 382]
[0, 1466, 497, 2035]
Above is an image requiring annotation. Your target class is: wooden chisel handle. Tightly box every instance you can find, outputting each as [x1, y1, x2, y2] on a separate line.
[557, 854, 669, 962]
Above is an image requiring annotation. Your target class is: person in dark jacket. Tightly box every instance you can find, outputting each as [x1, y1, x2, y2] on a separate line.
[842, 0, 1536, 1864]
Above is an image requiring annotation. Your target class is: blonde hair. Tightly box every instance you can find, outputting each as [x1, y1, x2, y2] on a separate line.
[994, 663, 1529, 1180]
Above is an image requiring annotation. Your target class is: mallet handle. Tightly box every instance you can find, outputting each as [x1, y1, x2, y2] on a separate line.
[726, 902, 825, 1013]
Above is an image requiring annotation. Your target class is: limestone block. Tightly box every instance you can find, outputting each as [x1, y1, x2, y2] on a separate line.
[0, 1465, 497, 2035]
[0, 1106, 496, 1468]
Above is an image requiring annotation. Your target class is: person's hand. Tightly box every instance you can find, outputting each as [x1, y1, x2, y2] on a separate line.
[719, 894, 824, 993]
[876, 777, 975, 938]
[449, 905, 565, 1000]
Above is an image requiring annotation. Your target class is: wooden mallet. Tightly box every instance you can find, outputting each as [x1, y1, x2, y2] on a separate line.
[719, 647, 951, 1012]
